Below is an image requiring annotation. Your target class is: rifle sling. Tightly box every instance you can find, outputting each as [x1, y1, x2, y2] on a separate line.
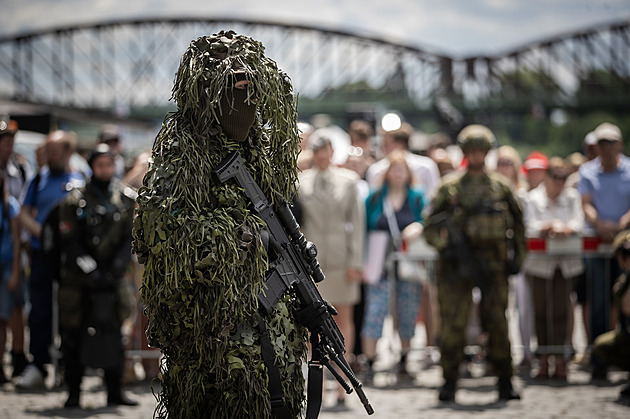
[257, 319, 292, 419]
[306, 359, 324, 419]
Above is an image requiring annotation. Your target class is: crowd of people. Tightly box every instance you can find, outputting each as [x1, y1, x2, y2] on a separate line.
[0, 114, 629, 412]
[296, 118, 630, 408]
[0, 122, 143, 408]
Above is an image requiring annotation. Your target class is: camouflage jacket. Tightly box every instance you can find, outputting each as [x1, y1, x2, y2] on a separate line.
[425, 170, 526, 273]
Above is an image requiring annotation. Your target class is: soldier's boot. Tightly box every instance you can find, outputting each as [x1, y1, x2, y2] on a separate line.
[497, 377, 520, 400]
[438, 379, 456, 402]
[64, 375, 81, 408]
[105, 369, 138, 407]
[11, 351, 28, 379]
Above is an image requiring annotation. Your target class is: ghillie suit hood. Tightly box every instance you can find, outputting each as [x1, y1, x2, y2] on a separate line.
[132, 31, 307, 418]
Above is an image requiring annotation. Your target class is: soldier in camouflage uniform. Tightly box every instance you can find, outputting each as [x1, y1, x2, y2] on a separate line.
[54, 144, 137, 409]
[592, 230, 630, 399]
[424, 124, 526, 402]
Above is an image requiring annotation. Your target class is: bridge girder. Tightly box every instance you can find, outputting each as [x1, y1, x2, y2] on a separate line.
[0, 17, 628, 116]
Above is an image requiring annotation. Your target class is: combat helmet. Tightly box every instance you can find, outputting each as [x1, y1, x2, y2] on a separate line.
[457, 124, 496, 151]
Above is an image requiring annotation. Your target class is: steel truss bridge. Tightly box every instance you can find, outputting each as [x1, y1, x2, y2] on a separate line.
[0, 17, 629, 122]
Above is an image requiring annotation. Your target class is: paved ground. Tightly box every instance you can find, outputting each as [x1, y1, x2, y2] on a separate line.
[1, 303, 629, 418]
[1, 358, 629, 419]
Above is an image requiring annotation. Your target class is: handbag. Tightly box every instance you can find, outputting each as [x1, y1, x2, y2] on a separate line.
[363, 230, 390, 284]
[384, 199, 427, 283]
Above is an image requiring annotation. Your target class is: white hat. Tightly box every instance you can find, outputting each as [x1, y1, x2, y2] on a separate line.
[593, 122, 622, 142]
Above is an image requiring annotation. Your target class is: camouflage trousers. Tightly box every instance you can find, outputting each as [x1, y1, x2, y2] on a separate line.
[436, 264, 513, 382]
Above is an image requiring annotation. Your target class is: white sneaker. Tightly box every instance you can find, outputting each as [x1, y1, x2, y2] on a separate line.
[14, 365, 45, 389]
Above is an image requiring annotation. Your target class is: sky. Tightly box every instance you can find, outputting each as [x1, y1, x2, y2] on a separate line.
[1, 0, 629, 56]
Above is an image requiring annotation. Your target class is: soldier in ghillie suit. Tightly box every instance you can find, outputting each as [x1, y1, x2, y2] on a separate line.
[132, 31, 308, 418]
[424, 124, 526, 403]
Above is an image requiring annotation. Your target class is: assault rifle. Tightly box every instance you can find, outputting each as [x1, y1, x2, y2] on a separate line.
[214, 151, 373, 417]
[428, 211, 475, 278]
[428, 210, 492, 287]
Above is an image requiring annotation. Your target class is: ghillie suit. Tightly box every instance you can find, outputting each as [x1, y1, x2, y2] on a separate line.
[132, 31, 308, 418]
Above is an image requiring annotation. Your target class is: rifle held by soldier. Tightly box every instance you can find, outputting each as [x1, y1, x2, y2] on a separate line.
[214, 151, 374, 417]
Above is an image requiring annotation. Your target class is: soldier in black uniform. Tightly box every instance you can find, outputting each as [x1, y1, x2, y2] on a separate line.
[53, 144, 137, 408]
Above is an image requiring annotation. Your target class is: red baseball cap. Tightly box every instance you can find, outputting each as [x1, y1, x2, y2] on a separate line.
[522, 151, 549, 172]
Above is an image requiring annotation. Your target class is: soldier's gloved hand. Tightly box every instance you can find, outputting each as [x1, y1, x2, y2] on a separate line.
[237, 223, 256, 262]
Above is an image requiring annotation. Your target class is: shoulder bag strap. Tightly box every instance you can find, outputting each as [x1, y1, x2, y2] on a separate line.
[383, 198, 402, 250]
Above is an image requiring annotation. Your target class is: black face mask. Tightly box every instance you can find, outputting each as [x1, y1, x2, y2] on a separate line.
[216, 88, 257, 142]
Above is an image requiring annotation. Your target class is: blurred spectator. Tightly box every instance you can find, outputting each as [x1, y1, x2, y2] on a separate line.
[121, 152, 150, 190]
[15, 130, 85, 389]
[343, 150, 371, 372]
[583, 130, 600, 162]
[97, 124, 125, 179]
[429, 148, 455, 177]
[35, 142, 47, 171]
[592, 229, 630, 398]
[495, 146, 527, 197]
[0, 120, 26, 384]
[426, 132, 452, 156]
[69, 147, 92, 179]
[0, 120, 31, 381]
[297, 134, 364, 410]
[523, 157, 584, 380]
[348, 120, 375, 157]
[0, 175, 21, 385]
[348, 120, 377, 169]
[297, 121, 314, 171]
[522, 151, 549, 190]
[578, 122, 630, 378]
[366, 123, 440, 198]
[565, 151, 588, 189]
[55, 144, 137, 408]
[493, 145, 534, 369]
[566, 152, 587, 175]
[361, 150, 426, 381]
[565, 131, 599, 362]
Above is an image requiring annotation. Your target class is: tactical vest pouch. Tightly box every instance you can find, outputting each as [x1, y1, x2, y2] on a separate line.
[464, 202, 509, 245]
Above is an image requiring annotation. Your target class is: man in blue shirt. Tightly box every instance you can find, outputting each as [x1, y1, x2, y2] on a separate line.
[578, 122, 630, 379]
[14, 130, 84, 389]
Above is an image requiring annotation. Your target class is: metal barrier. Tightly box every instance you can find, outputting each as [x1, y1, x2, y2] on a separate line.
[524, 236, 615, 358]
[46, 235, 613, 382]
[386, 236, 616, 365]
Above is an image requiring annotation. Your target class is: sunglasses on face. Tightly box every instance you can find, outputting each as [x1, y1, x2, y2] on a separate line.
[597, 139, 617, 146]
[497, 159, 514, 167]
[550, 173, 568, 182]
